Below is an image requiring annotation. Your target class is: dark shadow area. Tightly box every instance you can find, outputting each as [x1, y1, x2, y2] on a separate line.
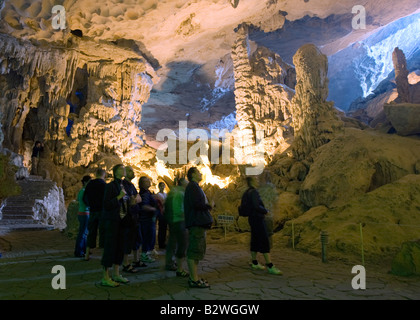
[248, 13, 356, 65]
[110, 38, 161, 70]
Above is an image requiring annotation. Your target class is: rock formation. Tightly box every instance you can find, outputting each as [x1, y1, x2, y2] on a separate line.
[384, 47, 420, 136]
[300, 127, 420, 208]
[0, 33, 159, 200]
[282, 174, 420, 263]
[391, 239, 420, 276]
[56, 58, 154, 168]
[392, 47, 411, 103]
[231, 24, 295, 163]
[384, 103, 420, 136]
[290, 44, 343, 160]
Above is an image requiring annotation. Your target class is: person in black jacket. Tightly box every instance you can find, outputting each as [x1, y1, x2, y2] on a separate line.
[31, 141, 44, 175]
[100, 164, 130, 287]
[138, 176, 159, 263]
[121, 166, 143, 272]
[184, 167, 212, 288]
[243, 176, 282, 275]
[83, 168, 106, 261]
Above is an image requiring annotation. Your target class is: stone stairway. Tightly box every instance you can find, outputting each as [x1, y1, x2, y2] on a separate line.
[0, 175, 56, 232]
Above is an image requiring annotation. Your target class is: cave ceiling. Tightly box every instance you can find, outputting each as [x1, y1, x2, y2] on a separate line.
[1, 0, 420, 145]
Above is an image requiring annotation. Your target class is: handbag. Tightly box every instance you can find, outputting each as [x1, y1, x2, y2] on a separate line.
[194, 207, 213, 229]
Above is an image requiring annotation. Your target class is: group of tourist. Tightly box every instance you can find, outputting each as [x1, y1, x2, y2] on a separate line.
[74, 164, 282, 289]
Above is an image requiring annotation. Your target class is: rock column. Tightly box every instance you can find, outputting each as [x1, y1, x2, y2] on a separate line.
[231, 24, 295, 162]
[291, 44, 343, 160]
[392, 47, 410, 103]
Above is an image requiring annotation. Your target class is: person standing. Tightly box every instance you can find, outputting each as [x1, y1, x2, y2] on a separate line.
[138, 176, 158, 263]
[100, 164, 129, 287]
[164, 178, 189, 277]
[74, 175, 91, 258]
[184, 167, 212, 288]
[121, 166, 143, 273]
[83, 168, 107, 261]
[155, 181, 168, 250]
[31, 141, 44, 176]
[242, 176, 282, 275]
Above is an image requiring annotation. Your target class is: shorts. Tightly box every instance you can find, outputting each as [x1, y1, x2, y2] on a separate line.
[187, 226, 206, 261]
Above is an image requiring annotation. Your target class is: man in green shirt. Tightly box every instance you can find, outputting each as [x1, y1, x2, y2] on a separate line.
[164, 178, 189, 277]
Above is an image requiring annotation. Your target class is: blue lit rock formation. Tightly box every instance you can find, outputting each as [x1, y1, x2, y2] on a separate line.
[328, 12, 420, 110]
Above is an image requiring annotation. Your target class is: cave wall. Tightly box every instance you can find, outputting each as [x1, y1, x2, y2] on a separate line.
[0, 33, 158, 200]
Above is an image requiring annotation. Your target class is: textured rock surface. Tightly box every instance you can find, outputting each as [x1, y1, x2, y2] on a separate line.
[0, 34, 78, 153]
[290, 44, 343, 160]
[231, 24, 295, 161]
[0, 33, 159, 201]
[384, 103, 420, 136]
[300, 127, 420, 208]
[391, 240, 420, 276]
[0, 153, 21, 202]
[393, 47, 411, 103]
[282, 174, 420, 263]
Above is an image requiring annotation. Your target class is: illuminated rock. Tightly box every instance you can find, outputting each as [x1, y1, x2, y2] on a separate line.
[300, 127, 420, 208]
[392, 47, 411, 103]
[231, 24, 294, 161]
[284, 174, 420, 263]
[0, 33, 158, 202]
[383, 49, 420, 136]
[384, 103, 420, 136]
[61, 58, 155, 168]
[290, 44, 343, 160]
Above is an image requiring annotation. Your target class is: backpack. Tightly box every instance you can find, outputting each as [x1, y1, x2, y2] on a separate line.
[238, 188, 252, 217]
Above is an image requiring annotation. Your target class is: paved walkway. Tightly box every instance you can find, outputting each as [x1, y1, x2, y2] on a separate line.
[0, 229, 419, 301]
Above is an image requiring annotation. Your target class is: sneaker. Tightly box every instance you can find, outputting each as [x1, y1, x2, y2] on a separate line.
[112, 275, 130, 284]
[251, 263, 266, 270]
[140, 253, 155, 263]
[100, 278, 120, 287]
[268, 266, 283, 275]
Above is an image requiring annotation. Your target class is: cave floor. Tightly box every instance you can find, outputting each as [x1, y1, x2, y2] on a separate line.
[0, 229, 419, 301]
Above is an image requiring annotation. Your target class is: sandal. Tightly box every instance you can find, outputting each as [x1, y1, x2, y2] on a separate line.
[123, 264, 139, 273]
[176, 270, 189, 277]
[188, 278, 210, 288]
[132, 260, 147, 268]
[201, 278, 209, 284]
[100, 278, 120, 288]
[113, 275, 130, 284]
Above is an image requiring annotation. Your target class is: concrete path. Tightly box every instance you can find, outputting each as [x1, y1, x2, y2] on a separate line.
[0, 229, 419, 301]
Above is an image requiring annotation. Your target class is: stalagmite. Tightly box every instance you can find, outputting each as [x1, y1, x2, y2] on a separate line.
[231, 24, 295, 162]
[290, 44, 343, 160]
[392, 47, 410, 103]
